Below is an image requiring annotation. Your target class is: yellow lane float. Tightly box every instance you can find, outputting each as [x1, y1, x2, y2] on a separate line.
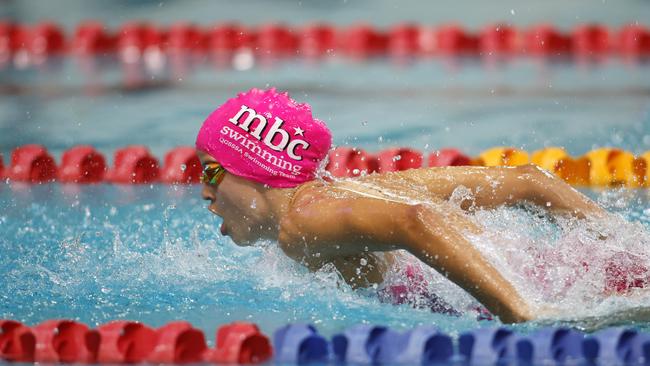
[474, 147, 529, 167]
[531, 147, 590, 186]
[585, 148, 646, 187]
[477, 146, 649, 187]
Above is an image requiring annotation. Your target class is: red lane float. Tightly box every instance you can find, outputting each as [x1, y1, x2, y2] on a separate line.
[207, 23, 253, 53]
[106, 146, 160, 184]
[161, 146, 202, 184]
[59, 145, 107, 183]
[256, 24, 297, 57]
[0, 154, 4, 177]
[147, 321, 207, 364]
[0, 320, 35, 362]
[7, 144, 57, 182]
[388, 24, 421, 56]
[428, 148, 471, 167]
[96, 321, 157, 363]
[525, 24, 571, 55]
[206, 322, 272, 364]
[342, 24, 388, 57]
[326, 147, 378, 177]
[116, 22, 163, 60]
[300, 24, 336, 57]
[573, 24, 610, 56]
[619, 24, 650, 56]
[375, 148, 423, 173]
[435, 24, 479, 55]
[31, 320, 98, 363]
[480, 24, 519, 56]
[72, 21, 115, 55]
[27, 22, 65, 58]
[166, 23, 206, 53]
[0, 22, 26, 59]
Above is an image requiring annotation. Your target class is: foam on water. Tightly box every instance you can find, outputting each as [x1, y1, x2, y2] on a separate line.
[429, 186, 650, 328]
[475, 207, 649, 307]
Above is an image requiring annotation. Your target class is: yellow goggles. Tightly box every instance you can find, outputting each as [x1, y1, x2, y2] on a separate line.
[200, 162, 226, 186]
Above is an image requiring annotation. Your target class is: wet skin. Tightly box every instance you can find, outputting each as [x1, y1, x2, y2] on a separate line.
[198, 150, 607, 323]
[198, 151, 390, 287]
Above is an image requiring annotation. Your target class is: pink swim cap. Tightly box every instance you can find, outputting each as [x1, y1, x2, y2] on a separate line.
[196, 88, 332, 188]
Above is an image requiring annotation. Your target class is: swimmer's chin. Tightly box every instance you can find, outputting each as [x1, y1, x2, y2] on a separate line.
[220, 227, 257, 247]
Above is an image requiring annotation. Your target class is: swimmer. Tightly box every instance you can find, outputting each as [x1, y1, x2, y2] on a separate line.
[196, 88, 609, 324]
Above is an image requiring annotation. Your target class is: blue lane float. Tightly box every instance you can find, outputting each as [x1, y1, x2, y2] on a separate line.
[273, 324, 329, 364]
[516, 328, 584, 365]
[383, 326, 454, 364]
[459, 327, 517, 364]
[332, 324, 393, 364]
[515, 327, 585, 365]
[583, 327, 650, 364]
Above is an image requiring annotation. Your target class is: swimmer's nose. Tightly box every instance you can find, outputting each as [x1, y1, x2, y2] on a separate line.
[202, 186, 220, 216]
[202, 185, 215, 202]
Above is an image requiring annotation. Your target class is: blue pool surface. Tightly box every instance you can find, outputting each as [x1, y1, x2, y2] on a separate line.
[2, 57, 650, 158]
[0, 181, 649, 335]
[1, 183, 650, 339]
[2, 0, 650, 345]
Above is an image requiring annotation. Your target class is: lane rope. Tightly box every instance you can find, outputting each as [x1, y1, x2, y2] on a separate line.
[1, 21, 649, 67]
[2, 144, 647, 187]
[2, 320, 649, 364]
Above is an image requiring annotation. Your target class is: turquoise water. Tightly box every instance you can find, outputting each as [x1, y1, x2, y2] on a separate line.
[2, 58, 650, 157]
[2, 54, 650, 339]
[1, 183, 650, 338]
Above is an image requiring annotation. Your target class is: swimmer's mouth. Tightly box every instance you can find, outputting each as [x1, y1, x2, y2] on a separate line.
[220, 222, 228, 236]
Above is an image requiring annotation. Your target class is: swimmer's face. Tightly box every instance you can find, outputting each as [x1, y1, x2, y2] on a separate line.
[198, 151, 270, 246]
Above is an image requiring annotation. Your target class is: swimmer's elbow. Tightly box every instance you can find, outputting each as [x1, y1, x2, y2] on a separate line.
[387, 203, 429, 247]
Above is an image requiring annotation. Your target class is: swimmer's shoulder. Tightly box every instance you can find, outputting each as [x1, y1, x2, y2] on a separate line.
[288, 180, 330, 209]
[352, 167, 445, 187]
[287, 166, 451, 209]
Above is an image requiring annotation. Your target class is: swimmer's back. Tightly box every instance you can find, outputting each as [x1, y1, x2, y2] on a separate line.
[290, 166, 481, 208]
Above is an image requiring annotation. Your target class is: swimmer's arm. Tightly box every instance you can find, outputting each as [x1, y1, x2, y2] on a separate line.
[279, 196, 533, 323]
[400, 203, 533, 323]
[394, 164, 606, 219]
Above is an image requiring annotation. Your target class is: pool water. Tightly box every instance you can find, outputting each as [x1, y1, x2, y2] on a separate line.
[2, 57, 650, 339]
[1, 183, 650, 338]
